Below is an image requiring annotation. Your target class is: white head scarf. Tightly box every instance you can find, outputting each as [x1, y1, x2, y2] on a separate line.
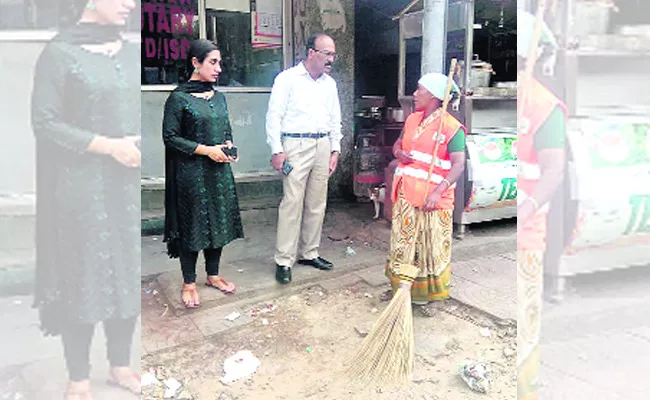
[418, 72, 460, 100]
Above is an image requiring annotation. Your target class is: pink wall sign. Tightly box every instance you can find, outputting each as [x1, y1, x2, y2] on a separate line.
[141, 0, 196, 61]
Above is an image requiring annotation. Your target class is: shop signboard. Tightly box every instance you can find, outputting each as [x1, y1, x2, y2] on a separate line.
[566, 114, 650, 252]
[465, 129, 518, 211]
[141, 0, 197, 62]
[251, 0, 282, 49]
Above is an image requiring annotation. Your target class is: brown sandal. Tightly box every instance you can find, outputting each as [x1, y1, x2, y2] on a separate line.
[64, 381, 92, 400]
[181, 283, 200, 308]
[206, 276, 236, 294]
[107, 369, 141, 396]
[64, 390, 92, 400]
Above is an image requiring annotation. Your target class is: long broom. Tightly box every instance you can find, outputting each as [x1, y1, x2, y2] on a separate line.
[346, 59, 458, 385]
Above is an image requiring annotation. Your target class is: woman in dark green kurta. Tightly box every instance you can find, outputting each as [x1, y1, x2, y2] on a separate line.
[30, 1, 141, 398]
[163, 40, 244, 308]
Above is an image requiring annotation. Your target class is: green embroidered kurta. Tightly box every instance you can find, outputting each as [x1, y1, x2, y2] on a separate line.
[162, 87, 244, 257]
[30, 38, 141, 335]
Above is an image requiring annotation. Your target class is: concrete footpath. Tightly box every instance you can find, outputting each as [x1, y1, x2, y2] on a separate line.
[141, 202, 517, 356]
[0, 295, 141, 400]
[538, 265, 650, 400]
[0, 201, 516, 399]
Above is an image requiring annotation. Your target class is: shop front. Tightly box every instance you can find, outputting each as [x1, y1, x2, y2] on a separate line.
[138, 0, 359, 216]
[140, 0, 294, 182]
[0, 0, 354, 212]
[353, 0, 517, 233]
[140, 0, 357, 210]
[0, 0, 293, 201]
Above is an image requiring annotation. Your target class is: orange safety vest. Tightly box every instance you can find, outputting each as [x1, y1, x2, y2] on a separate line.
[392, 110, 466, 210]
[517, 78, 567, 250]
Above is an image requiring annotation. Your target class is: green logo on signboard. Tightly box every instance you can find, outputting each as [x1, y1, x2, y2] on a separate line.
[589, 124, 650, 168]
[475, 137, 517, 164]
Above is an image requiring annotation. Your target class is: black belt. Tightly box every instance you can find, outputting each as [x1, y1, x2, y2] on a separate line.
[281, 132, 329, 139]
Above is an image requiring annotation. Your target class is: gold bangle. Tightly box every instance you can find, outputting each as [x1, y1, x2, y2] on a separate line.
[527, 196, 539, 210]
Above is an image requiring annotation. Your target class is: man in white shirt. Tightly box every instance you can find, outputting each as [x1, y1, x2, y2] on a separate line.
[266, 33, 342, 284]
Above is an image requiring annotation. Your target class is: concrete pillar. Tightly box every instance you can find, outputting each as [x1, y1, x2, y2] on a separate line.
[421, 0, 448, 74]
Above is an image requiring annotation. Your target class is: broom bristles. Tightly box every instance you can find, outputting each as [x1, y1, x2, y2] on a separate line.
[346, 284, 415, 385]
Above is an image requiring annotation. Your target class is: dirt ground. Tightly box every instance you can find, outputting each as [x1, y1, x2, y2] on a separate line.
[142, 282, 517, 400]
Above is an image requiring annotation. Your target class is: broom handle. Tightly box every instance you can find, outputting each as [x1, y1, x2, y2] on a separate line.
[409, 59, 458, 260]
[550, 0, 558, 17]
[421, 58, 458, 206]
[518, 0, 548, 125]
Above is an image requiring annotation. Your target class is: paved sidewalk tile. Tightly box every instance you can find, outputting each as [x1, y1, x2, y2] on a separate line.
[453, 254, 517, 293]
[451, 274, 515, 320]
[319, 273, 364, 293]
[354, 264, 389, 288]
[0, 296, 140, 400]
[540, 331, 650, 400]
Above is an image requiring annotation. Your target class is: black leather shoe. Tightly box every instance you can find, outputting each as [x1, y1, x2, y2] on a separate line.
[297, 257, 333, 270]
[275, 264, 292, 284]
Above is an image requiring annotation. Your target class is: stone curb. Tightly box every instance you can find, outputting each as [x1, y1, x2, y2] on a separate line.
[142, 250, 517, 356]
[0, 262, 34, 297]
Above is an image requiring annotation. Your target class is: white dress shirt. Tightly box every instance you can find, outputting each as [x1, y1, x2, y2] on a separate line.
[265, 62, 343, 154]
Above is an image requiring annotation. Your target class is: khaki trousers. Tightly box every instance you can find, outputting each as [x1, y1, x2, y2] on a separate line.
[274, 136, 331, 267]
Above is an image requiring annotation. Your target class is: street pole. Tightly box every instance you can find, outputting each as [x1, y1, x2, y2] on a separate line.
[422, 0, 449, 74]
[198, 0, 207, 40]
[563, 0, 578, 116]
[452, 0, 474, 237]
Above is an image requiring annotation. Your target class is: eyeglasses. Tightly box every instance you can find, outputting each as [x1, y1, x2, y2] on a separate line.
[312, 48, 337, 60]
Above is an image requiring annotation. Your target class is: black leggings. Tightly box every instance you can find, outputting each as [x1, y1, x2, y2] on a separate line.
[61, 316, 138, 382]
[180, 247, 223, 284]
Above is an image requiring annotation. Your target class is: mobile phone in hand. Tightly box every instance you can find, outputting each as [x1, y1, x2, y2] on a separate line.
[282, 160, 293, 175]
[222, 146, 238, 159]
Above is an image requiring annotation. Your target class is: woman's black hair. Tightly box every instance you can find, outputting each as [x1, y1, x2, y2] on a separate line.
[186, 39, 220, 79]
[57, 0, 88, 27]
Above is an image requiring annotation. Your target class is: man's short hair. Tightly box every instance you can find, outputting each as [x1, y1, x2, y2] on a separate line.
[306, 33, 330, 53]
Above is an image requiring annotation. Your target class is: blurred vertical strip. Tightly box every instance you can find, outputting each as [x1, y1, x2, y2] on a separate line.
[1, 0, 141, 398]
[527, 0, 650, 399]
